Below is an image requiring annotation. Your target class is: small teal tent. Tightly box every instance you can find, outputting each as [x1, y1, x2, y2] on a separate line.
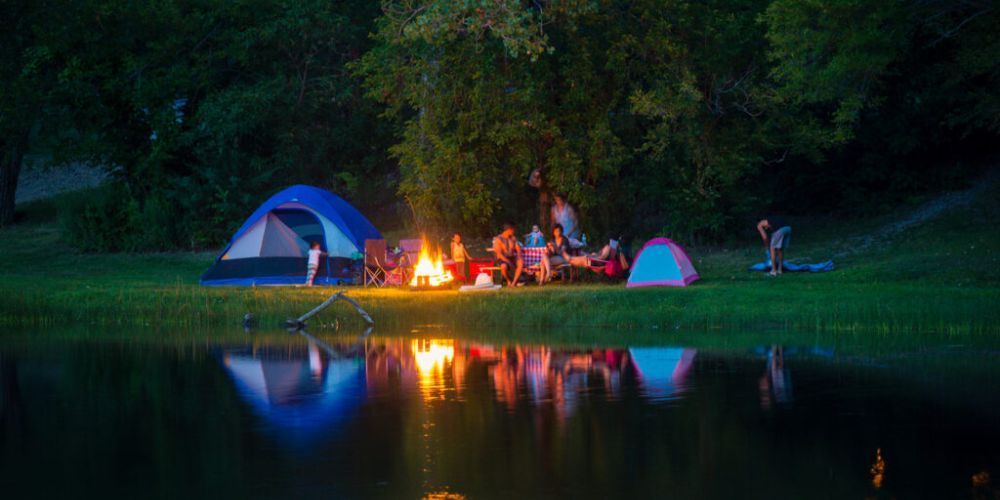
[201, 185, 381, 286]
[626, 238, 699, 288]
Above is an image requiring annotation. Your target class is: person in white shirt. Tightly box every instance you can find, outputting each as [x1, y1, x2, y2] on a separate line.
[305, 242, 327, 286]
[550, 194, 581, 242]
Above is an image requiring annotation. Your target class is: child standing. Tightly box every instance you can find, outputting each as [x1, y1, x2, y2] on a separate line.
[450, 232, 472, 282]
[306, 242, 326, 286]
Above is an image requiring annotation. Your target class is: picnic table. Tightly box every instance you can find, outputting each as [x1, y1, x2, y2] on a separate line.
[521, 247, 547, 273]
[479, 245, 576, 282]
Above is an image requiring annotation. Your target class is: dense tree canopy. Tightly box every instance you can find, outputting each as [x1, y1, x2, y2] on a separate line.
[1, 0, 996, 247]
[5, 0, 396, 247]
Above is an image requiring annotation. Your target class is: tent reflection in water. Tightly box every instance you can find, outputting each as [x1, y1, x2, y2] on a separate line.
[628, 347, 697, 399]
[221, 339, 365, 448]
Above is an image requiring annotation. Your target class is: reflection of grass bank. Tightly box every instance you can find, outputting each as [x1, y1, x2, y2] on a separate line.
[1, 184, 999, 335]
[3, 324, 998, 358]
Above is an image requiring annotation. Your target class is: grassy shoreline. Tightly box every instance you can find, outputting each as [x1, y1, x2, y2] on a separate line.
[2, 184, 999, 335]
[2, 277, 998, 335]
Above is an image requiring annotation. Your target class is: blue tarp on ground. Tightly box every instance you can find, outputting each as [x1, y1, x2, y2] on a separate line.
[748, 258, 834, 273]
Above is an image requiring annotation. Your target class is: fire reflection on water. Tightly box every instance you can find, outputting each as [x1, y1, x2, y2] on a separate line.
[412, 339, 455, 401]
[365, 339, 640, 418]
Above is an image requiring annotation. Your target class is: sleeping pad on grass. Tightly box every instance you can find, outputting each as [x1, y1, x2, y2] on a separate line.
[748, 252, 834, 273]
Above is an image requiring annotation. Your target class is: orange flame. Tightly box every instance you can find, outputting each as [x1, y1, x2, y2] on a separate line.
[870, 448, 885, 489]
[410, 240, 454, 287]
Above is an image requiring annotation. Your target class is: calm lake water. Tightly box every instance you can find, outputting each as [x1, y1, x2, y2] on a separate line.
[1, 327, 998, 499]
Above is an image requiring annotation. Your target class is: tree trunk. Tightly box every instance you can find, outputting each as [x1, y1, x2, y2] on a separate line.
[538, 187, 551, 230]
[0, 131, 28, 227]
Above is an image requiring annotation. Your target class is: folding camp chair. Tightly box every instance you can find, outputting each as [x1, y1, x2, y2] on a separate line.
[364, 239, 390, 287]
[551, 261, 575, 283]
[399, 239, 422, 264]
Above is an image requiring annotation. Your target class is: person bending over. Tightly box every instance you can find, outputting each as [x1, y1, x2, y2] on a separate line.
[756, 217, 791, 276]
[493, 223, 524, 287]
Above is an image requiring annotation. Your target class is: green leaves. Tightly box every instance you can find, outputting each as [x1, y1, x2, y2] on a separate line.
[8, 0, 998, 246]
[36, 0, 396, 249]
[763, 0, 909, 145]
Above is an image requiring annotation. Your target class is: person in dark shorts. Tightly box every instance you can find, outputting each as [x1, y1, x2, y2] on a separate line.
[756, 216, 791, 276]
[493, 223, 524, 287]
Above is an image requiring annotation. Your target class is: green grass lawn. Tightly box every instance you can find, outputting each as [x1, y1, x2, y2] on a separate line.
[1, 182, 998, 335]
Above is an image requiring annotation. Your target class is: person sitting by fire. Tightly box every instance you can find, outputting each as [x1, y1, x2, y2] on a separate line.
[493, 223, 524, 287]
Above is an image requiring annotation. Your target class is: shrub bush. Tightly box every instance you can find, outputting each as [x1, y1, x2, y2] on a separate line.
[59, 184, 141, 252]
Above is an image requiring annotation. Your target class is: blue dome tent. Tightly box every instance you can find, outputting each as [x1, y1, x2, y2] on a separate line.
[201, 185, 381, 286]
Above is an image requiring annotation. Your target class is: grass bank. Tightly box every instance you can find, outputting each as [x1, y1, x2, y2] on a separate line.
[1, 182, 998, 335]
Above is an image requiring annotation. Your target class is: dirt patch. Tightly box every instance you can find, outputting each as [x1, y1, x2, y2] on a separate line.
[835, 167, 999, 257]
[15, 161, 107, 204]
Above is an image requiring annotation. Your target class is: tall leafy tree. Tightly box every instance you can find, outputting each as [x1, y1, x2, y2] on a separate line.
[621, 0, 774, 238]
[762, 0, 998, 212]
[39, 0, 392, 248]
[355, 1, 632, 234]
[357, 0, 780, 239]
[0, 0, 53, 225]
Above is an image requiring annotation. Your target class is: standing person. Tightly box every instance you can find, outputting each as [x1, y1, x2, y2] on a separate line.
[550, 194, 581, 242]
[305, 242, 327, 286]
[493, 223, 524, 287]
[756, 216, 791, 276]
[450, 232, 473, 283]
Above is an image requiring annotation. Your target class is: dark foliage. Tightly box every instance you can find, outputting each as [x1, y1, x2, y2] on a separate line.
[2, 0, 996, 248]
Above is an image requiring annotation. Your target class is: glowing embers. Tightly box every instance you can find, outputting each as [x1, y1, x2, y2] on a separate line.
[410, 241, 454, 288]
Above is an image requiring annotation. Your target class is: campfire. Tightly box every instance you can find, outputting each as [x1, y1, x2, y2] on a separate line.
[410, 241, 454, 288]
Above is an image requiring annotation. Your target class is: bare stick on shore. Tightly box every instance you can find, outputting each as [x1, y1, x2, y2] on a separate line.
[285, 291, 374, 330]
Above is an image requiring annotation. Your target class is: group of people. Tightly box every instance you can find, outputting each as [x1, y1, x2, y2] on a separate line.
[446, 222, 629, 288]
[458, 219, 790, 288]
[442, 191, 793, 288]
